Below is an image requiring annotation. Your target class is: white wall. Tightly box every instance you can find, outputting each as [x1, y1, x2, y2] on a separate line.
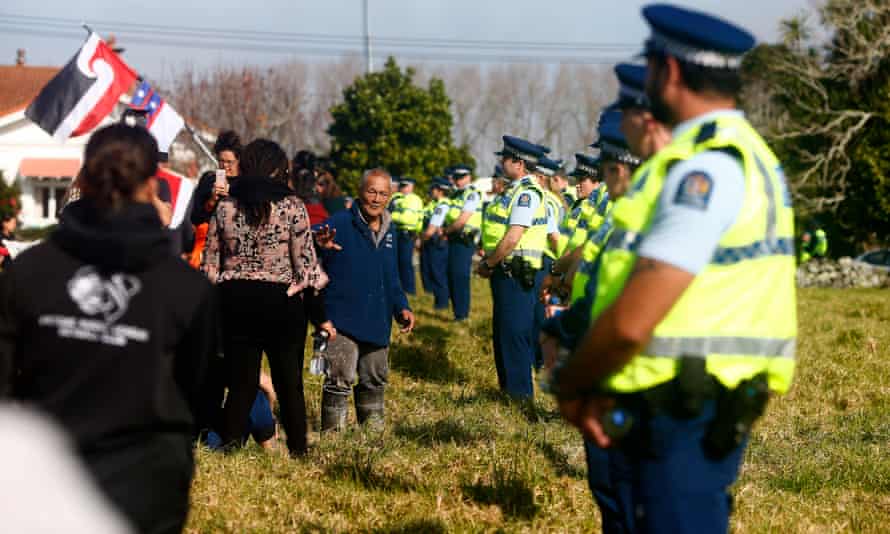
[0, 110, 98, 227]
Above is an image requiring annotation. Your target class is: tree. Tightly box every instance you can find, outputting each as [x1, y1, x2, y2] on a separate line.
[0, 171, 21, 222]
[327, 57, 474, 194]
[742, 0, 890, 256]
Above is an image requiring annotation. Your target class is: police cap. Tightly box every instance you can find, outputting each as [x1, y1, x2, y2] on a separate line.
[641, 3, 756, 69]
[495, 135, 545, 166]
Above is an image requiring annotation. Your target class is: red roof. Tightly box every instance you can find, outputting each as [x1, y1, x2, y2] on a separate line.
[0, 65, 60, 117]
[18, 158, 81, 179]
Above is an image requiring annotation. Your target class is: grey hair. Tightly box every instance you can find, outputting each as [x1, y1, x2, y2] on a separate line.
[360, 167, 392, 190]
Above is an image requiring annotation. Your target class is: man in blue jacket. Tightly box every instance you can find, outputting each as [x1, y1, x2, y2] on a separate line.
[318, 168, 416, 431]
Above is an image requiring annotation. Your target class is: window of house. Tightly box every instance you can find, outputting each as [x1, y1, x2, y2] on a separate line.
[39, 186, 50, 219]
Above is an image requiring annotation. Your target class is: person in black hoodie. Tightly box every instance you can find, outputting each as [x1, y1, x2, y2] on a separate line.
[0, 123, 218, 534]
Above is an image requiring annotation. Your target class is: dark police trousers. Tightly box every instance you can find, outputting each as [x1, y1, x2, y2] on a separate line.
[590, 399, 747, 534]
[422, 236, 450, 310]
[489, 268, 536, 398]
[532, 256, 554, 369]
[395, 229, 417, 295]
[447, 239, 474, 320]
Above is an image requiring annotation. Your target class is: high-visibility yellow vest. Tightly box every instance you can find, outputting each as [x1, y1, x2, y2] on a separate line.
[570, 162, 655, 304]
[482, 192, 507, 238]
[481, 177, 549, 269]
[566, 185, 611, 253]
[389, 192, 424, 232]
[588, 113, 797, 394]
[556, 198, 585, 258]
[422, 200, 436, 227]
[542, 189, 564, 260]
[444, 185, 483, 236]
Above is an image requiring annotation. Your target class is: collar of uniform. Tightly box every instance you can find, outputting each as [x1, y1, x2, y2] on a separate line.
[519, 175, 536, 187]
[672, 109, 744, 139]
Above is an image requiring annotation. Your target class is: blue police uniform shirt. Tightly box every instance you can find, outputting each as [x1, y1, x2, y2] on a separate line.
[428, 200, 451, 227]
[545, 203, 560, 234]
[636, 110, 747, 274]
[508, 178, 543, 227]
[461, 188, 482, 213]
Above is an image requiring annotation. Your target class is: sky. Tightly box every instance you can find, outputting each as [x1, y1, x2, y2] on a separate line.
[2, 0, 818, 80]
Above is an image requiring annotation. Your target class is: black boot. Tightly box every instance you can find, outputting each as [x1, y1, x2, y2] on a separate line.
[321, 390, 348, 432]
[354, 387, 385, 430]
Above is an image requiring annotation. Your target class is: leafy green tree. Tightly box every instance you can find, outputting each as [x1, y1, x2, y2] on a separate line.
[327, 57, 474, 194]
[742, 0, 890, 256]
[0, 171, 21, 221]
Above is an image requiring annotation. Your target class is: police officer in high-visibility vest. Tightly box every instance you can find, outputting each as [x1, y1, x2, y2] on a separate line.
[533, 156, 566, 369]
[483, 164, 509, 217]
[442, 164, 482, 321]
[548, 5, 797, 532]
[477, 136, 548, 399]
[554, 154, 601, 259]
[798, 225, 828, 263]
[541, 66, 671, 533]
[388, 177, 424, 295]
[421, 177, 454, 311]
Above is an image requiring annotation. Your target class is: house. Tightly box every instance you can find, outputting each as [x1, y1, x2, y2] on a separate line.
[0, 50, 214, 228]
[0, 56, 93, 228]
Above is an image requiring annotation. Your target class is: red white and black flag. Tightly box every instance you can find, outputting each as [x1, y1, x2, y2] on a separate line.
[26, 32, 137, 141]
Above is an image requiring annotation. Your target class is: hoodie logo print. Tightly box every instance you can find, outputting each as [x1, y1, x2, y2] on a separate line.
[67, 266, 142, 324]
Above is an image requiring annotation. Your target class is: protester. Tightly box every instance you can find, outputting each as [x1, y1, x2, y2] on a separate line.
[292, 149, 317, 176]
[316, 168, 415, 431]
[0, 123, 218, 533]
[201, 138, 334, 457]
[316, 158, 349, 214]
[0, 208, 18, 269]
[191, 130, 242, 226]
[206, 372, 279, 451]
[292, 168, 329, 225]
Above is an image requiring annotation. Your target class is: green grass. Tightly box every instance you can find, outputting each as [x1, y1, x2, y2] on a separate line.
[187, 284, 890, 533]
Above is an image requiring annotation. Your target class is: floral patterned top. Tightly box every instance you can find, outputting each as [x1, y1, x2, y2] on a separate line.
[201, 195, 329, 293]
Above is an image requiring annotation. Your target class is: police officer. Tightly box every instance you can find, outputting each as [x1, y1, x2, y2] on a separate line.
[533, 156, 566, 369]
[549, 5, 797, 532]
[554, 154, 601, 259]
[442, 164, 482, 322]
[388, 177, 424, 295]
[477, 136, 548, 399]
[421, 178, 453, 311]
[799, 224, 828, 263]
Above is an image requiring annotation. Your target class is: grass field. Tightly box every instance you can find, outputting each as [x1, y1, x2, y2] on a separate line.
[186, 281, 890, 533]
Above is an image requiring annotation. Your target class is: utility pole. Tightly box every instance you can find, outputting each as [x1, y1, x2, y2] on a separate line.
[363, 0, 373, 73]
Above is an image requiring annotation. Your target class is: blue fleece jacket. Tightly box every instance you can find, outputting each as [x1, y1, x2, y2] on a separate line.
[319, 203, 410, 347]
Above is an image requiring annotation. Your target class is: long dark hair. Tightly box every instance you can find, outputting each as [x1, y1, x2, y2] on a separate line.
[238, 139, 289, 226]
[81, 124, 158, 213]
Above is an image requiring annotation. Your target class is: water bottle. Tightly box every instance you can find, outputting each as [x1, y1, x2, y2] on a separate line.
[308, 330, 330, 376]
[546, 295, 567, 318]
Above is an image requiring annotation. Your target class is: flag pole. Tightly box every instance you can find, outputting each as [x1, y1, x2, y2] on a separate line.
[185, 122, 218, 167]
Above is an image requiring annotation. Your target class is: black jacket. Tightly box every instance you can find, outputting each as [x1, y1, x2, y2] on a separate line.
[0, 200, 218, 453]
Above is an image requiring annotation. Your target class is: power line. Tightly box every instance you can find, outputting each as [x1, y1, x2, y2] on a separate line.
[0, 13, 638, 52]
[0, 24, 628, 65]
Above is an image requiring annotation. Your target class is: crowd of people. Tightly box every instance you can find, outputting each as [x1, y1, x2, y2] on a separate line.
[0, 3, 801, 533]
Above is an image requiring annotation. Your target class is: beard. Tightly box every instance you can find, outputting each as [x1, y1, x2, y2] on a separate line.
[645, 63, 677, 126]
[647, 87, 675, 126]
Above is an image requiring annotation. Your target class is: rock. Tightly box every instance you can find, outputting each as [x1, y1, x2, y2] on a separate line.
[796, 258, 890, 289]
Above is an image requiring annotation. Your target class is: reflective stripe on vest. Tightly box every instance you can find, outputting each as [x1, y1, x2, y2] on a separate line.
[588, 113, 797, 394]
[444, 186, 483, 234]
[480, 177, 548, 268]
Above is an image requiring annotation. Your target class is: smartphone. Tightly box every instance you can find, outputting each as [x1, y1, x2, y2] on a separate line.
[215, 169, 227, 187]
